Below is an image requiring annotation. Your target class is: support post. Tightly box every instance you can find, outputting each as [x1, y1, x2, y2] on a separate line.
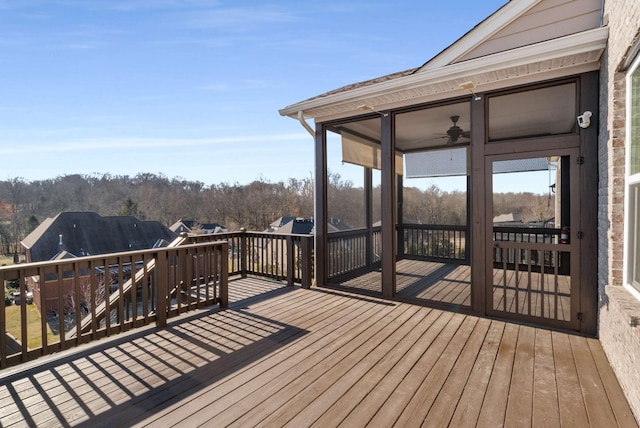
[315, 124, 328, 287]
[240, 228, 247, 279]
[381, 112, 396, 298]
[471, 95, 487, 314]
[156, 250, 168, 327]
[301, 236, 313, 289]
[286, 235, 294, 286]
[219, 242, 229, 308]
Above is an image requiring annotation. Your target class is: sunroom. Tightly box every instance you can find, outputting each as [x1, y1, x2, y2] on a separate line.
[280, 0, 607, 335]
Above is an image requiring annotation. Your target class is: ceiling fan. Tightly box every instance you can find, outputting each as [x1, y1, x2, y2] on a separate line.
[443, 115, 470, 145]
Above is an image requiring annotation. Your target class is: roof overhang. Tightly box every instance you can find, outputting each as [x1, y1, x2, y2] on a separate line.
[279, 26, 608, 123]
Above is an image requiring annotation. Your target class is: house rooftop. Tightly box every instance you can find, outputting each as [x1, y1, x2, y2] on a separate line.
[21, 211, 177, 262]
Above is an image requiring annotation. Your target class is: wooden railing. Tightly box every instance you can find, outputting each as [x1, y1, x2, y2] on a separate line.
[186, 230, 313, 288]
[328, 227, 381, 279]
[492, 227, 566, 273]
[0, 239, 228, 369]
[326, 224, 564, 280]
[401, 224, 467, 263]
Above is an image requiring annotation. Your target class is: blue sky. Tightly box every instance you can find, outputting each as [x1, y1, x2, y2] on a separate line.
[0, 0, 508, 187]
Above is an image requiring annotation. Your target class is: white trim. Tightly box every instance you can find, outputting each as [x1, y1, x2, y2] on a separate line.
[280, 27, 608, 119]
[421, 0, 541, 71]
[623, 52, 640, 298]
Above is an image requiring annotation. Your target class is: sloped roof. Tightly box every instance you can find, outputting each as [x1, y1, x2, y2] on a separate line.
[21, 211, 177, 262]
[170, 220, 226, 234]
[280, 0, 607, 123]
[276, 219, 314, 235]
[270, 216, 298, 229]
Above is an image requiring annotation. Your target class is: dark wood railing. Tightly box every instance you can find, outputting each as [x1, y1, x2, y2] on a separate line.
[0, 239, 228, 369]
[492, 227, 566, 273]
[326, 224, 564, 280]
[328, 227, 381, 279]
[1, 230, 314, 370]
[186, 230, 313, 288]
[401, 224, 468, 263]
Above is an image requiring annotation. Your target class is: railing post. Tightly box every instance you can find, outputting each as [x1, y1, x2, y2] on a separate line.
[301, 236, 312, 289]
[240, 228, 248, 279]
[286, 235, 294, 286]
[156, 250, 168, 328]
[219, 242, 229, 308]
[0, 271, 6, 369]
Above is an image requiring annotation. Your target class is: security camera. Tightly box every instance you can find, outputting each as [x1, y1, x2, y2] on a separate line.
[577, 111, 592, 129]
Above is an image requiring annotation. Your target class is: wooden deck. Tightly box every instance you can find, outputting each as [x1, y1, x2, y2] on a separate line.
[0, 277, 636, 427]
[333, 259, 572, 321]
[331, 259, 472, 305]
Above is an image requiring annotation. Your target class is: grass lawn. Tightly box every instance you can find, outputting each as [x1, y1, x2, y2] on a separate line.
[5, 304, 59, 350]
[0, 254, 13, 266]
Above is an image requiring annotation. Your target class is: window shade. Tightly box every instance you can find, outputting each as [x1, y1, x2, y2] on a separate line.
[341, 131, 403, 175]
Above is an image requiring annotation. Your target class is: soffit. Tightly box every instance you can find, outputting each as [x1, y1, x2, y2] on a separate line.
[279, 27, 607, 123]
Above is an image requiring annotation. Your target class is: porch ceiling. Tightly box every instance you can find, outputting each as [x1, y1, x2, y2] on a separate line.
[279, 27, 608, 123]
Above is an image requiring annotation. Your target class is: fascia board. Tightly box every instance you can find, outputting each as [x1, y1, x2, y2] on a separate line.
[279, 26, 608, 119]
[421, 0, 541, 71]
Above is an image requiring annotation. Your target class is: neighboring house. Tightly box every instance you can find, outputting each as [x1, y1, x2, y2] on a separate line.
[280, 0, 640, 419]
[170, 219, 228, 235]
[22, 211, 176, 262]
[20, 211, 177, 313]
[266, 217, 314, 235]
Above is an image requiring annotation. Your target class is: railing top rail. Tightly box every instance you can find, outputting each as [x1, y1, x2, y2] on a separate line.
[0, 240, 228, 273]
[187, 231, 314, 239]
[493, 226, 560, 234]
[401, 224, 467, 231]
[328, 227, 381, 238]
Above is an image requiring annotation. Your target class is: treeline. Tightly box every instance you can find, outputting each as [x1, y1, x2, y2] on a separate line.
[0, 172, 553, 255]
[0, 173, 314, 254]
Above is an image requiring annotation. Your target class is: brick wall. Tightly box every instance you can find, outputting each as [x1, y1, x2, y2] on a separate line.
[599, 0, 640, 421]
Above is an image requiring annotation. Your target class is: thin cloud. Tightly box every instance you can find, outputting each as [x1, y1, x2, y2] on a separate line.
[185, 7, 299, 31]
[0, 133, 311, 155]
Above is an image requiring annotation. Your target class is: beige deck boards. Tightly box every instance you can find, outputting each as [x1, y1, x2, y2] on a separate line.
[0, 276, 636, 427]
[336, 259, 571, 324]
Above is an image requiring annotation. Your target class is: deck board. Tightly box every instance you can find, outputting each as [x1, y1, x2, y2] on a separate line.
[336, 258, 571, 323]
[532, 329, 561, 428]
[0, 277, 636, 427]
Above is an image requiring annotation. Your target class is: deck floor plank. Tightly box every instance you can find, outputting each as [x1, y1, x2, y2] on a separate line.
[140, 290, 404, 427]
[310, 308, 442, 428]
[447, 320, 505, 427]
[121, 288, 374, 426]
[336, 310, 456, 428]
[504, 325, 536, 427]
[586, 338, 639, 427]
[267, 307, 432, 428]
[569, 334, 619, 427]
[394, 316, 480, 426]
[413, 317, 492, 427]
[532, 328, 561, 428]
[222, 305, 421, 428]
[365, 312, 464, 427]
[476, 322, 519, 427]
[397, 317, 490, 427]
[0, 277, 636, 428]
[552, 331, 591, 427]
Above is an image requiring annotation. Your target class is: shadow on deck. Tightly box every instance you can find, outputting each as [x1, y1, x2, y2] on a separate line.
[0, 276, 636, 427]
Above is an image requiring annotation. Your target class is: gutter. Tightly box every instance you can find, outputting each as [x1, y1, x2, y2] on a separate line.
[297, 111, 315, 137]
[295, 110, 316, 287]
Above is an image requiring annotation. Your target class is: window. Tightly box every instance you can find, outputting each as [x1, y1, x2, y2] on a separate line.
[625, 53, 640, 294]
